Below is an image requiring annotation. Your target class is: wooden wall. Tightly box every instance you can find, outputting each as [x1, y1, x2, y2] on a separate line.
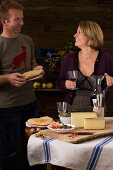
[1, 0, 113, 54]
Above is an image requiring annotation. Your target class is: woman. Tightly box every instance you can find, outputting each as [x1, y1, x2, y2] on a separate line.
[58, 20, 113, 113]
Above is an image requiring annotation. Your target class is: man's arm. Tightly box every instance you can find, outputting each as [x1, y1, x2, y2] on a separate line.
[31, 59, 44, 71]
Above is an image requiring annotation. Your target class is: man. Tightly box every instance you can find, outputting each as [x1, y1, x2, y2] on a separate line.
[0, 1, 46, 170]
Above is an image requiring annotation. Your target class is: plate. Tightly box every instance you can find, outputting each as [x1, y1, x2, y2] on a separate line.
[25, 122, 47, 128]
[27, 74, 43, 81]
[47, 124, 76, 133]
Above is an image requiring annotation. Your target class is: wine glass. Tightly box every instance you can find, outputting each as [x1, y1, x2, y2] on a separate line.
[67, 70, 78, 90]
[89, 75, 104, 108]
[89, 75, 104, 94]
[56, 102, 67, 116]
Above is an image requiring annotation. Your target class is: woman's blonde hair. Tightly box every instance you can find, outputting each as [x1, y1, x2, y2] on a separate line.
[79, 20, 104, 50]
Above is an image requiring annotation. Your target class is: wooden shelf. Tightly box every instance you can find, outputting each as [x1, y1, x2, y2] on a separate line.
[34, 88, 61, 92]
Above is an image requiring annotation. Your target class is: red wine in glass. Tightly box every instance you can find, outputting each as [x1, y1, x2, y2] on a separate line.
[67, 70, 78, 90]
[67, 70, 78, 82]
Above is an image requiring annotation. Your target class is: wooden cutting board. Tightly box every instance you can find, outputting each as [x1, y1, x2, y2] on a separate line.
[41, 128, 113, 143]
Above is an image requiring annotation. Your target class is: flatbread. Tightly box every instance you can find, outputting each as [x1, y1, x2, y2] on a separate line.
[26, 116, 53, 126]
[23, 69, 44, 80]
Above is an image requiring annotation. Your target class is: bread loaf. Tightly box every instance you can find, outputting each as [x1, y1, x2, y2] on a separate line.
[23, 69, 43, 80]
[26, 116, 53, 126]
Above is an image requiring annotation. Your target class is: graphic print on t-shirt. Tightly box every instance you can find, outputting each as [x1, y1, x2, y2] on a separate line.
[12, 46, 26, 71]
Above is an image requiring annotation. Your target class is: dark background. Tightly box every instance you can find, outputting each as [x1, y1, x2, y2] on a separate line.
[0, 0, 113, 54]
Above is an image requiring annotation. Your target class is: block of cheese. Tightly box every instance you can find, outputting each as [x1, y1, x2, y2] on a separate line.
[84, 118, 105, 130]
[71, 112, 97, 128]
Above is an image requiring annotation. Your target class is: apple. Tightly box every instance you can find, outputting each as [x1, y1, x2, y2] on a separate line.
[33, 82, 41, 88]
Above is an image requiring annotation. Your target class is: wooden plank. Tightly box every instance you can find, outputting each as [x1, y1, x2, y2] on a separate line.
[41, 128, 113, 144]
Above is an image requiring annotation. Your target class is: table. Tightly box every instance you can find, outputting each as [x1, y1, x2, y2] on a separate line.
[27, 117, 113, 170]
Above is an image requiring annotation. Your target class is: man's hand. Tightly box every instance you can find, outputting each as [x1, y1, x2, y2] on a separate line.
[34, 65, 45, 74]
[7, 73, 26, 87]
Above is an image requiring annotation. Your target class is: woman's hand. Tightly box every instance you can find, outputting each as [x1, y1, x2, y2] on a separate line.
[65, 80, 76, 90]
[104, 73, 113, 86]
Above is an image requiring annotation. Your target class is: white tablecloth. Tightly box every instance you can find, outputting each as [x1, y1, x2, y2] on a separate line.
[27, 134, 113, 170]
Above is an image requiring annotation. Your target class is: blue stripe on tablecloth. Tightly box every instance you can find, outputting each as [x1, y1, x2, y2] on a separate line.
[86, 135, 113, 170]
[43, 138, 54, 163]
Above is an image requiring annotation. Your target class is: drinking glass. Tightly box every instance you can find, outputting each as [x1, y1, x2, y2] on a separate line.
[67, 70, 78, 90]
[88, 75, 104, 107]
[67, 70, 78, 82]
[89, 75, 104, 94]
[56, 102, 67, 116]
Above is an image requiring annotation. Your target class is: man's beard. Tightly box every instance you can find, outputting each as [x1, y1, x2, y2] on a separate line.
[13, 27, 22, 34]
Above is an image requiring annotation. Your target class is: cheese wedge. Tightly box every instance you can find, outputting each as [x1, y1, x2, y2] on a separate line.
[84, 118, 105, 130]
[71, 112, 97, 128]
